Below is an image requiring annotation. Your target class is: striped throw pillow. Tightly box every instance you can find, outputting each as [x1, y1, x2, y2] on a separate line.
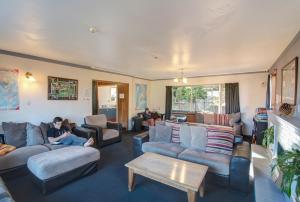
[165, 121, 181, 143]
[205, 126, 234, 155]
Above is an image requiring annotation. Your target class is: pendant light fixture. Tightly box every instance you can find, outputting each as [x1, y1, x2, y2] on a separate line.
[173, 68, 188, 84]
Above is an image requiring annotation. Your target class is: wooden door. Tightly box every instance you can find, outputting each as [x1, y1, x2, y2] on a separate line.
[117, 83, 129, 129]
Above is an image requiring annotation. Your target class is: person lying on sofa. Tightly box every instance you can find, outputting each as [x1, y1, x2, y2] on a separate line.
[47, 117, 94, 147]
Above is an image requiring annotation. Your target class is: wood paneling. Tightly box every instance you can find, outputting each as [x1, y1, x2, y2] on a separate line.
[117, 83, 129, 129]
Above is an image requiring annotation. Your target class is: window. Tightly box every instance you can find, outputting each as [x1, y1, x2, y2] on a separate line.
[172, 84, 225, 113]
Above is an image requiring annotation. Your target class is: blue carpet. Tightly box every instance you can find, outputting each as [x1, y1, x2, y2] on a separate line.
[5, 133, 254, 202]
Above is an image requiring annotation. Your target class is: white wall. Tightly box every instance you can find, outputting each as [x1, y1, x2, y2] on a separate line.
[0, 54, 267, 133]
[0, 54, 151, 129]
[150, 72, 268, 135]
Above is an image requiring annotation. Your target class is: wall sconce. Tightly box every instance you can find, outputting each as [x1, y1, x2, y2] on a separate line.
[25, 72, 36, 82]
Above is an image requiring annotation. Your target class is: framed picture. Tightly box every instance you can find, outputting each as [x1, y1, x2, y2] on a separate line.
[281, 57, 298, 105]
[135, 84, 147, 110]
[48, 76, 78, 100]
[0, 69, 20, 110]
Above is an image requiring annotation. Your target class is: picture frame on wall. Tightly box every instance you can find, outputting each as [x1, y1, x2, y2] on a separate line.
[48, 76, 78, 100]
[135, 84, 147, 110]
[281, 57, 298, 105]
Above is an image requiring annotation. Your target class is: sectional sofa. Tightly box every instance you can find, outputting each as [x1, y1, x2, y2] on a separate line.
[0, 122, 96, 176]
[133, 123, 251, 192]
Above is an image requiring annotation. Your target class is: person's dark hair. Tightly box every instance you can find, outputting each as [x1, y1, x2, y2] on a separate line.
[53, 117, 63, 123]
[145, 107, 149, 111]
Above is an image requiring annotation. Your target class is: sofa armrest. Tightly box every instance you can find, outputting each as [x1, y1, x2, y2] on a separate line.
[107, 122, 122, 132]
[233, 122, 243, 136]
[230, 141, 251, 192]
[0, 134, 4, 144]
[73, 127, 96, 139]
[132, 131, 149, 157]
[73, 127, 97, 148]
[81, 124, 104, 147]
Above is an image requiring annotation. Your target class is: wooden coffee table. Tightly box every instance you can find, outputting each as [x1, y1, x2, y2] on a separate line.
[125, 152, 208, 202]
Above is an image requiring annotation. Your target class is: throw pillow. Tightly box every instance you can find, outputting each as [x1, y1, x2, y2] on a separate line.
[149, 126, 156, 142]
[190, 126, 207, 151]
[205, 126, 234, 155]
[179, 125, 191, 148]
[2, 122, 27, 148]
[165, 121, 181, 143]
[26, 123, 45, 146]
[154, 125, 172, 143]
[40, 122, 51, 144]
[228, 112, 241, 127]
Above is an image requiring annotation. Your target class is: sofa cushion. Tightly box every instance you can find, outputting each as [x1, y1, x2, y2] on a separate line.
[102, 129, 119, 140]
[142, 142, 185, 158]
[179, 125, 191, 148]
[27, 146, 100, 180]
[26, 123, 45, 146]
[228, 112, 241, 127]
[0, 145, 50, 171]
[178, 149, 231, 175]
[40, 122, 51, 144]
[205, 126, 234, 155]
[149, 126, 156, 142]
[43, 143, 68, 150]
[2, 122, 27, 148]
[85, 115, 107, 128]
[190, 126, 207, 151]
[149, 125, 172, 143]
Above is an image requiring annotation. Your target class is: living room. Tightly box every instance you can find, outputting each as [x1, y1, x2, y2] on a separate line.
[0, 1, 300, 202]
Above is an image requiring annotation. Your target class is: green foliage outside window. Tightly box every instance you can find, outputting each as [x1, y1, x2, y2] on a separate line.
[173, 86, 207, 102]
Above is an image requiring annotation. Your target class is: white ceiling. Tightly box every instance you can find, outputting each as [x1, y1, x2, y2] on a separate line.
[0, 0, 300, 80]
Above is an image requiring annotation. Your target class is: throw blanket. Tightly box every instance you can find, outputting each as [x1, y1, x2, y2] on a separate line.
[0, 144, 16, 156]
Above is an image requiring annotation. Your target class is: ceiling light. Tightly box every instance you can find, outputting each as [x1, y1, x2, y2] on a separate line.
[173, 68, 188, 84]
[89, 26, 97, 33]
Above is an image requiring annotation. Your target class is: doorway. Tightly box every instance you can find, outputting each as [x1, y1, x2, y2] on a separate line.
[92, 80, 129, 130]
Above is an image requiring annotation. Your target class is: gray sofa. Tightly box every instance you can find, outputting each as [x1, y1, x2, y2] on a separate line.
[133, 124, 251, 192]
[0, 177, 14, 202]
[0, 122, 96, 176]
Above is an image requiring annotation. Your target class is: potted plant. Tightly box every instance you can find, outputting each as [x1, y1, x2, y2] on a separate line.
[262, 126, 274, 149]
[274, 149, 300, 201]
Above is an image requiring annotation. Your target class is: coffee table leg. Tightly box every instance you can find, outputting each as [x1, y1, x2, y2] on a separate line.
[128, 168, 135, 192]
[187, 190, 196, 202]
[199, 178, 205, 198]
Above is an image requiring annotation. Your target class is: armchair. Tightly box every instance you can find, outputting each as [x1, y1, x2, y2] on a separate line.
[81, 114, 122, 148]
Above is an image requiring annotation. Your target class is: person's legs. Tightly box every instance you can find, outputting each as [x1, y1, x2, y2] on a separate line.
[67, 134, 87, 146]
[59, 135, 75, 145]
